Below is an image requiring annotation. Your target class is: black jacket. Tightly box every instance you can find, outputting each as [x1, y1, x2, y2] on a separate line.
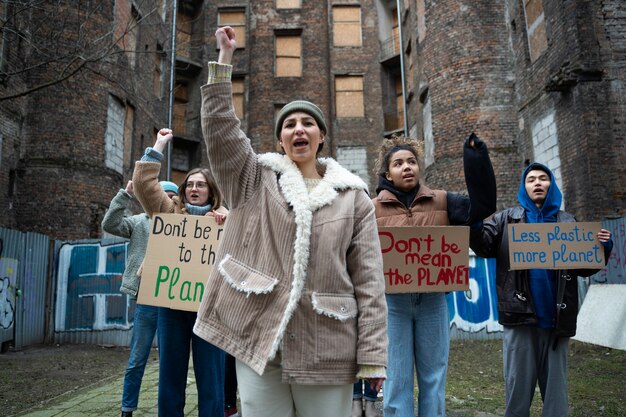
[470, 207, 611, 338]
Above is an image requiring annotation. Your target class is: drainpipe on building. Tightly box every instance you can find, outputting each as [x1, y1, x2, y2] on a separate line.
[166, 0, 178, 181]
[396, 0, 408, 136]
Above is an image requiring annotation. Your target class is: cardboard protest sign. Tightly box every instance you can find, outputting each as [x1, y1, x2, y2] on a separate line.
[138, 213, 223, 311]
[507, 222, 604, 270]
[379, 226, 470, 293]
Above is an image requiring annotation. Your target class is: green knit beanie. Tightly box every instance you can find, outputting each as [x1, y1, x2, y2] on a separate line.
[274, 100, 328, 139]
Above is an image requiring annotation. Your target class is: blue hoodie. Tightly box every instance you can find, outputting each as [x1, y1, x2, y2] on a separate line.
[518, 162, 562, 328]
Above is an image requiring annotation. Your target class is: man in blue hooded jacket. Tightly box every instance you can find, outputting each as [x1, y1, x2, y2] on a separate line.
[469, 162, 612, 417]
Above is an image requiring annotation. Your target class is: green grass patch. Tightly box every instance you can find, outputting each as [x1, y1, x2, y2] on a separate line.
[445, 339, 626, 417]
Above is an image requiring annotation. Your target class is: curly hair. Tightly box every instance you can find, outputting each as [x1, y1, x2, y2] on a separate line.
[374, 134, 425, 177]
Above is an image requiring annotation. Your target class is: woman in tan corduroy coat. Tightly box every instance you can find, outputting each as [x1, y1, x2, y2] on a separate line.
[191, 26, 388, 417]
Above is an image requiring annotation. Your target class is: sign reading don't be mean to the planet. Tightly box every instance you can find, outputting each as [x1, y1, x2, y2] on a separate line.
[138, 213, 223, 312]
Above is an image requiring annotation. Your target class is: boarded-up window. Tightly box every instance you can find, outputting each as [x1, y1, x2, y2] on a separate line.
[233, 78, 245, 119]
[335, 75, 364, 118]
[104, 95, 126, 174]
[395, 77, 404, 129]
[416, 0, 426, 43]
[392, 9, 400, 54]
[332, 6, 361, 47]
[176, 12, 192, 60]
[114, 1, 139, 67]
[219, 10, 246, 48]
[523, 0, 547, 62]
[153, 44, 164, 98]
[276, 0, 301, 9]
[173, 84, 188, 135]
[276, 35, 301, 77]
[123, 104, 134, 173]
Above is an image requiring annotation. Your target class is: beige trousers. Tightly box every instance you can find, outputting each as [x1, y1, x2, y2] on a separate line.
[236, 356, 352, 417]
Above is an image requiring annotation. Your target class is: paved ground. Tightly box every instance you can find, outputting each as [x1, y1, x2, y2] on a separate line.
[14, 361, 189, 417]
[12, 361, 489, 417]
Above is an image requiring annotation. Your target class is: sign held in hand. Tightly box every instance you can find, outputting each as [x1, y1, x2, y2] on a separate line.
[138, 213, 223, 311]
[378, 226, 470, 293]
[507, 222, 604, 270]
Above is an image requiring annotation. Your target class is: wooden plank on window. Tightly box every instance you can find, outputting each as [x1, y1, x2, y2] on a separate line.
[276, 57, 301, 77]
[277, 0, 301, 8]
[276, 36, 301, 56]
[529, 19, 548, 62]
[524, 0, 543, 25]
[334, 22, 361, 46]
[219, 11, 245, 25]
[336, 76, 363, 92]
[336, 92, 364, 117]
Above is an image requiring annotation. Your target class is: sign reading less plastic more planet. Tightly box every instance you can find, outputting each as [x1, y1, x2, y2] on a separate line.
[507, 222, 605, 270]
[378, 226, 470, 293]
[138, 213, 224, 312]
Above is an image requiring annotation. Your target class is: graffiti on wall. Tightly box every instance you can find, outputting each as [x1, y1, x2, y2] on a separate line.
[0, 258, 18, 330]
[0, 238, 18, 331]
[592, 218, 626, 284]
[447, 254, 502, 333]
[55, 241, 133, 332]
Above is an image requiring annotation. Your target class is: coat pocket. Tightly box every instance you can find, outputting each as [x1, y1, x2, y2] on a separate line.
[218, 254, 279, 295]
[312, 292, 358, 363]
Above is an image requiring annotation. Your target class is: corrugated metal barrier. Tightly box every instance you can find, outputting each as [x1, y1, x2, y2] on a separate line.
[0, 227, 49, 350]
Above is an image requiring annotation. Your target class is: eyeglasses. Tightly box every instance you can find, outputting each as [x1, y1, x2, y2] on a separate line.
[185, 181, 208, 190]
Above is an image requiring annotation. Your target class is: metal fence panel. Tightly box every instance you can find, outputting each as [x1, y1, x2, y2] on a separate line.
[52, 238, 136, 347]
[0, 227, 49, 350]
[589, 217, 626, 285]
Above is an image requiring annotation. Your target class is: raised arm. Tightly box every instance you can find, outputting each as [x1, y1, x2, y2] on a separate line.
[464, 132, 497, 224]
[132, 129, 177, 216]
[201, 26, 261, 210]
[216, 26, 236, 65]
[101, 181, 140, 238]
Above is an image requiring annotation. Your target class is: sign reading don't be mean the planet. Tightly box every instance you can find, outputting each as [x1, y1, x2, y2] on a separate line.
[138, 213, 223, 312]
[378, 226, 470, 293]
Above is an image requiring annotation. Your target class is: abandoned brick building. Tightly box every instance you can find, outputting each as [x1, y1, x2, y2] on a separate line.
[0, 0, 623, 241]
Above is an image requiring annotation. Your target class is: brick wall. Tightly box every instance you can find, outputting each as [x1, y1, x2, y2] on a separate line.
[7, 2, 171, 239]
[404, 0, 519, 208]
[509, 0, 625, 220]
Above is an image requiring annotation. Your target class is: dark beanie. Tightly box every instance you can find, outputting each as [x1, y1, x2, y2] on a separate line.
[274, 100, 328, 139]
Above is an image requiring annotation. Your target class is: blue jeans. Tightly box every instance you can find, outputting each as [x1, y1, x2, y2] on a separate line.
[122, 303, 158, 412]
[353, 379, 378, 402]
[383, 292, 450, 417]
[157, 307, 225, 417]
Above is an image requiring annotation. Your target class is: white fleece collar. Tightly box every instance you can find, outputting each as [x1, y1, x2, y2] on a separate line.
[256, 153, 367, 358]
[257, 153, 368, 210]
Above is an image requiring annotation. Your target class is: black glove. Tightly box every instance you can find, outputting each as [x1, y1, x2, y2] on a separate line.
[463, 132, 497, 223]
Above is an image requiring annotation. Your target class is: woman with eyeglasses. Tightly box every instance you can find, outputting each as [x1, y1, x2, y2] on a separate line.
[132, 128, 227, 417]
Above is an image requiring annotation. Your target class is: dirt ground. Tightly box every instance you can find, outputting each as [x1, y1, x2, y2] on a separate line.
[0, 343, 155, 416]
[1, 340, 624, 417]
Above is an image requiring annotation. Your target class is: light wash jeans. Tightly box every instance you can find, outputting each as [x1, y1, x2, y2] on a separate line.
[383, 292, 450, 417]
[121, 303, 158, 412]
